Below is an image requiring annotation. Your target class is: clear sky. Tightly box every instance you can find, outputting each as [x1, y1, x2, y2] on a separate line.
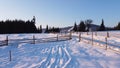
[0, 0, 120, 28]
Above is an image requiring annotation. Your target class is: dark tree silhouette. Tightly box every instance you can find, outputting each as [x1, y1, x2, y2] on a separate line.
[0, 17, 38, 34]
[44, 25, 60, 33]
[78, 21, 86, 32]
[45, 25, 49, 33]
[31, 16, 36, 24]
[39, 25, 42, 33]
[114, 22, 120, 30]
[99, 19, 106, 31]
[73, 22, 77, 32]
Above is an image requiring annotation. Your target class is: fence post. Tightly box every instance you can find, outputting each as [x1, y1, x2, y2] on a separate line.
[6, 36, 8, 45]
[9, 50, 11, 61]
[95, 31, 97, 36]
[33, 35, 35, 44]
[57, 34, 58, 41]
[79, 32, 81, 42]
[105, 37, 107, 50]
[107, 31, 109, 38]
[87, 32, 88, 35]
[92, 32, 94, 45]
[69, 31, 72, 39]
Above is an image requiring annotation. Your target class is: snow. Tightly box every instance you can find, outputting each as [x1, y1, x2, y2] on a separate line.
[0, 32, 120, 68]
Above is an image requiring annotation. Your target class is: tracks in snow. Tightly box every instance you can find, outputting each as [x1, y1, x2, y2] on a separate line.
[39, 45, 72, 68]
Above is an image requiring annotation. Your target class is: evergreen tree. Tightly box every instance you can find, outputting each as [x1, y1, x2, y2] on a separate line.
[39, 25, 42, 33]
[73, 22, 77, 32]
[78, 21, 86, 32]
[52, 27, 55, 33]
[31, 16, 36, 24]
[99, 19, 106, 31]
[115, 22, 120, 30]
[37, 27, 40, 32]
[45, 25, 48, 33]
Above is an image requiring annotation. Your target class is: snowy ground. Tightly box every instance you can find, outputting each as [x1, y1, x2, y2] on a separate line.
[0, 32, 120, 68]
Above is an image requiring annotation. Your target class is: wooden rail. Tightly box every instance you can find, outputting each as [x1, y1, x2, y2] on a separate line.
[0, 34, 72, 46]
[78, 32, 120, 53]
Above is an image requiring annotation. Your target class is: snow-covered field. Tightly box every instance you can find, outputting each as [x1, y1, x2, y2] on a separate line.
[0, 32, 120, 68]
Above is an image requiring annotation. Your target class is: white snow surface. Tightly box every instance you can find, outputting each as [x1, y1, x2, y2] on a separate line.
[0, 32, 120, 68]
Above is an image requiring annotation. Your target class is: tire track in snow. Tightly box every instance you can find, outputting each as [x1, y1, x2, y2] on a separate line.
[58, 46, 62, 56]
[58, 46, 64, 67]
[38, 58, 47, 67]
[40, 47, 57, 68]
[54, 46, 63, 68]
[45, 47, 56, 68]
[39, 45, 72, 68]
[47, 58, 55, 68]
[62, 47, 72, 68]
[28, 58, 47, 68]
[39, 47, 52, 68]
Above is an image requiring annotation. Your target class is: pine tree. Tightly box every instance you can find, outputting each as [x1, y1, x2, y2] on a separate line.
[31, 16, 36, 24]
[45, 25, 48, 33]
[115, 22, 120, 30]
[73, 22, 77, 32]
[78, 21, 86, 32]
[99, 19, 106, 31]
[37, 27, 40, 32]
[39, 25, 42, 33]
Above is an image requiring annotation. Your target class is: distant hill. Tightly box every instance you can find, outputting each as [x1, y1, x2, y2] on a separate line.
[89, 24, 100, 31]
[60, 24, 100, 32]
[60, 26, 73, 33]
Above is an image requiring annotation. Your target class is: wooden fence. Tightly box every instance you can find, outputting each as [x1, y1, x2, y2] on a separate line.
[0, 33, 72, 62]
[0, 33, 72, 46]
[78, 32, 120, 53]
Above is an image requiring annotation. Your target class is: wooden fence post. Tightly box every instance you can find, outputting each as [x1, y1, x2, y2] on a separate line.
[69, 31, 72, 39]
[33, 35, 35, 44]
[79, 32, 81, 42]
[95, 31, 97, 36]
[57, 34, 58, 41]
[9, 50, 11, 61]
[105, 37, 107, 50]
[107, 31, 109, 38]
[87, 32, 88, 35]
[92, 32, 93, 45]
[6, 36, 8, 45]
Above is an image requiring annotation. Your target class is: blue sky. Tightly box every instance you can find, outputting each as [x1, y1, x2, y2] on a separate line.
[0, 0, 120, 28]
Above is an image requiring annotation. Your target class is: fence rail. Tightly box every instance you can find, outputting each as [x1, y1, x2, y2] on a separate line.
[0, 33, 72, 46]
[78, 32, 120, 53]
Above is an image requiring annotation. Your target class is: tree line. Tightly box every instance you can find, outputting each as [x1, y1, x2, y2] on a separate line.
[0, 16, 41, 34]
[73, 19, 120, 32]
[45, 25, 60, 33]
[0, 16, 60, 34]
[0, 17, 120, 34]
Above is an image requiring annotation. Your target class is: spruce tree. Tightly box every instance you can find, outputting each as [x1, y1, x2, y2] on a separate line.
[78, 21, 86, 32]
[39, 25, 42, 33]
[99, 19, 105, 31]
[31, 16, 36, 24]
[45, 25, 48, 33]
[73, 22, 77, 32]
[115, 22, 120, 30]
